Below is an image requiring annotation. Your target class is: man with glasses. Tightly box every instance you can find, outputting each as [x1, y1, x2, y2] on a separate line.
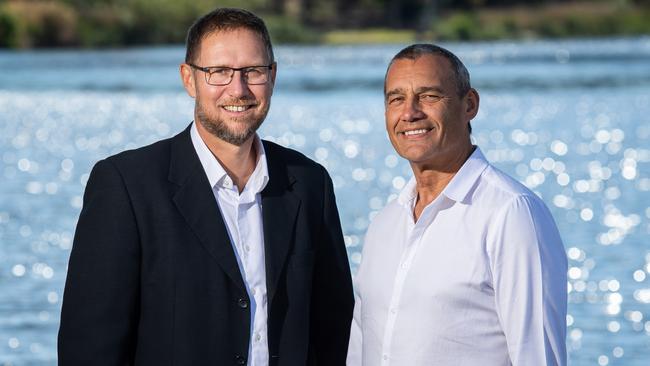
[58, 8, 353, 366]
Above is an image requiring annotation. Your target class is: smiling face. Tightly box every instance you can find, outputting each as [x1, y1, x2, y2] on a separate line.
[384, 54, 478, 171]
[181, 28, 276, 146]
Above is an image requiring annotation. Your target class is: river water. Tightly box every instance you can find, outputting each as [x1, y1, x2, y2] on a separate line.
[1, 38, 649, 365]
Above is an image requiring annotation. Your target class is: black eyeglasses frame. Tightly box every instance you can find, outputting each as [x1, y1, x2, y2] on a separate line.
[187, 63, 275, 86]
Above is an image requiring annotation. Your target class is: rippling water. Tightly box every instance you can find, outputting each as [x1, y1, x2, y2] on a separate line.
[1, 37, 650, 365]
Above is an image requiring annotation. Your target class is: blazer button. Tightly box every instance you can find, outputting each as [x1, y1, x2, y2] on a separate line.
[235, 354, 247, 365]
[238, 298, 249, 309]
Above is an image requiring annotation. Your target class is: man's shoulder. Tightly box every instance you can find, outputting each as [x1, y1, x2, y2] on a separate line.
[262, 139, 325, 175]
[110, 137, 173, 163]
[475, 163, 555, 221]
[366, 198, 403, 233]
[98, 130, 183, 179]
[479, 163, 540, 202]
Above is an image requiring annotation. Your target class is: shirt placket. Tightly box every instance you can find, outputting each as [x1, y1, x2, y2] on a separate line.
[242, 201, 266, 360]
[239, 192, 268, 366]
[238, 203, 250, 267]
[380, 214, 427, 366]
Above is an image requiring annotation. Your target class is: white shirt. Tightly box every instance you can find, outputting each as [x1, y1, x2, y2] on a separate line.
[347, 147, 567, 366]
[191, 123, 269, 366]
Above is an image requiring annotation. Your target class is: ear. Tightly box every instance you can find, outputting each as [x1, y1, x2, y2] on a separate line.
[269, 62, 278, 85]
[463, 88, 479, 120]
[180, 63, 197, 98]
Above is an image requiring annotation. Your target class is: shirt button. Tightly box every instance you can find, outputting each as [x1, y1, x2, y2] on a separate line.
[237, 298, 248, 309]
[383, 354, 389, 360]
[244, 245, 250, 252]
[250, 288, 256, 296]
[400, 262, 408, 269]
[255, 333, 261, 342]
[390, 308, 397, 314]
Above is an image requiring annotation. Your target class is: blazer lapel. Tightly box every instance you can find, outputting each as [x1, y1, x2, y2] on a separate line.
[261, 142, 301, 304]
[168, 126, 246, 292]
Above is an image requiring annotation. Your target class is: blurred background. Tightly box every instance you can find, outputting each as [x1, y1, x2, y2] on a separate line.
[1, 0, 650, 46]
[1, 0, 649, 365]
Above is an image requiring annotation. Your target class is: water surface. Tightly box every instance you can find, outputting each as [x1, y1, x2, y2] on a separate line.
[1, 38, 650, 365]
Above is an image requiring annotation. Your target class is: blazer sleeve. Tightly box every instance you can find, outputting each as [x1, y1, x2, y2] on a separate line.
[310, 167, 355, 365]
[58, 159, 141, 365]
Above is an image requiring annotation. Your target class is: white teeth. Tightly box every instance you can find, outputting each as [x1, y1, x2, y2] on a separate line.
[403, 129, 428, 136]
[223, 105, 250, 112]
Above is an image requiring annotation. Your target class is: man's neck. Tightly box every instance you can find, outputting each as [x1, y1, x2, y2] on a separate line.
[196, 123, 257, 193]
[410, 145, 475, 221]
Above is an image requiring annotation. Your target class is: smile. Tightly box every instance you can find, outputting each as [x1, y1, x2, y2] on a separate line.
[222, 105, 254, 112]
[401, 128, 432, 136]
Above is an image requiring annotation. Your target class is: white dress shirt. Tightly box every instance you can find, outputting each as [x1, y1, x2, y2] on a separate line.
[191, 123, 269, 366]
[347, 147, 567, 366]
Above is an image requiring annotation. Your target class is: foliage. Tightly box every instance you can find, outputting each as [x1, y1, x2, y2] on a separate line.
[323, 29, 416, 44]
[74, 3, 133, 47]
[0, 8, 18, 47]
[431, 2, 650, 41]
[0, 0, 649, 48]
[432, 13, 480, 41]
[0, 1, 78, 48]
[265, 15, 320, 44]
[73, 0, 253, 47]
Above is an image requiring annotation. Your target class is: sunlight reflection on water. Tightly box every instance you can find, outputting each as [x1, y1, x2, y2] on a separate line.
[1, 38, 649, 365]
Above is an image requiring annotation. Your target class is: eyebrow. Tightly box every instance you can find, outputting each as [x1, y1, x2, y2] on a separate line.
[385, 86, 446, 100]
[415, 86, 445, 94]
[203, 64, 270, 69]
[385, 89, 404, 100]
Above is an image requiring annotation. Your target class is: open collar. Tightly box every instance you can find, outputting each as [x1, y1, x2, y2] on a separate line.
[397, 146, 489, 210]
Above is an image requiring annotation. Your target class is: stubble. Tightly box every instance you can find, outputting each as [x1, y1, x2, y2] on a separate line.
[195, 97, 269, 146]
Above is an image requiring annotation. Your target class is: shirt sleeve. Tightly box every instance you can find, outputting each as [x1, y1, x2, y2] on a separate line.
[488, 194, 568, 366]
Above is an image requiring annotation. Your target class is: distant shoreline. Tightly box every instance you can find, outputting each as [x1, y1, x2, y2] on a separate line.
[1, 1, 649, 49]
[3, 35, 649, 54]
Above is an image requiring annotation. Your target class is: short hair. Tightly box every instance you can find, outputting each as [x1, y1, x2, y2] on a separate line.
[386, 43, 471, 97]
[185, 8, 274, 64]
[385, 44, 473, 133]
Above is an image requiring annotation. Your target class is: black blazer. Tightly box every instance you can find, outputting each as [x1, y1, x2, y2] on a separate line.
[58, 125, 354, 365]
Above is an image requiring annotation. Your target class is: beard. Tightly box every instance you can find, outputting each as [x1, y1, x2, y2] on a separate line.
[195, 97, 269, 146]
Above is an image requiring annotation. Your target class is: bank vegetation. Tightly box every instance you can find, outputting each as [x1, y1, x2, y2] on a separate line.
[0, 0, 649, 48]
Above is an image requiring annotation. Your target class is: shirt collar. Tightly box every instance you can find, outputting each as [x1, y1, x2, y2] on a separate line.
[397, 146, 489, 208]
[397, 176, 418, 208]
[190, 122, 269, 194]
[247, 137, 269, 194]
[442, 146, 489, 204]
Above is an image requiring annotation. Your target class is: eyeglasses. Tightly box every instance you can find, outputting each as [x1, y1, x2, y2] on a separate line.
[187, 63, 274, 86]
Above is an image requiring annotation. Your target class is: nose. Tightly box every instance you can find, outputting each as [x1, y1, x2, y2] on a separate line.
[226, 70, 253, 98]
[400, 97, 425, 122]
